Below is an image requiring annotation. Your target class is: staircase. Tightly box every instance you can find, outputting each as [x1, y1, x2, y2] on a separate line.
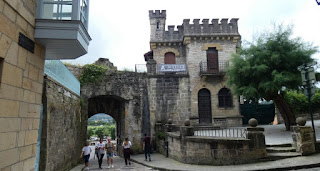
[266, 143, 301, 160]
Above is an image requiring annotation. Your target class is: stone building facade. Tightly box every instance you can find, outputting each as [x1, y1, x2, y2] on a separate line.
[0, 1, 45, 170]
[0, 0, 90, 170]
[146, 10, 243, 129]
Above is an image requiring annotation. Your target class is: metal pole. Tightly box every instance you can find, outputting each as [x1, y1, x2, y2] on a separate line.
[305, 66, 316, 138]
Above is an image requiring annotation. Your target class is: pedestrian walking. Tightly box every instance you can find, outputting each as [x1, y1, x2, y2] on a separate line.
[94, 146, 98, 160]
[80, 141, 92, 170]
[143, 133, 152, 161]
[105, 137, 115, 168]
[122, 137, 132, 166]
[95, 138, 105, 169]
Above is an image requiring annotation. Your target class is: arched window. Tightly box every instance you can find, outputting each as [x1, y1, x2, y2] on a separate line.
[164, 52, 176, 64]
[218, 88, 233, 108]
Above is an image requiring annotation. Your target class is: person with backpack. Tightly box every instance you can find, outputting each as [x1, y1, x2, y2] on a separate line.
[105, 137, 115, 168]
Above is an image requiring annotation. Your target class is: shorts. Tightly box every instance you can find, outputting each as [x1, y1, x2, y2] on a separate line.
[84, 154, 90, 163]
[107, 152, 114, 158]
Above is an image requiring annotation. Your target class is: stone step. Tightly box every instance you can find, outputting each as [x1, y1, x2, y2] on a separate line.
[266, 143, 292, 147]
[267, 152, 301, 160]
[266, 146, 296, 153]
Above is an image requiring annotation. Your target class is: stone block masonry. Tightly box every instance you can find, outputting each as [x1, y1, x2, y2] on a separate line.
[39, 76, 84, 171]
[0, 0, 45, 170]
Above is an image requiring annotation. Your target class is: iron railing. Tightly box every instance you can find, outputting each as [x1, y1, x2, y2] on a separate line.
[44, 60, 80, 96]
[194, 127, 247, 139]
[199, 60, 229, 75]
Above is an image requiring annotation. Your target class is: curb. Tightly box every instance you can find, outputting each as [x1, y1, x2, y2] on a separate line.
[131, 156, 320, 171]
[131, 158, 183, 171]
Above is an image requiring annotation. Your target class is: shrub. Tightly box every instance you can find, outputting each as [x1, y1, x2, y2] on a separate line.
[156, 132, 166, 140]
[79, 64, 107, 84]
[284, 91, 308, 114]
[312, 93, 320, 111]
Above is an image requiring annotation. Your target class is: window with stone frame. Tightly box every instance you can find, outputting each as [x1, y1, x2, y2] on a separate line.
[218, 88, 233, 108]
[164, 52, 176, 64]
[0, 57, 3, 85]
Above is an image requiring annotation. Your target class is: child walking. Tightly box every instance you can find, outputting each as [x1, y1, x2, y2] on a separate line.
[80, 141, 92, 170]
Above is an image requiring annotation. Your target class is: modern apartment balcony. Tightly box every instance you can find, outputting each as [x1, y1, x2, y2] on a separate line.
[34, 0, 91, 60]
[199, 60, 229, 76]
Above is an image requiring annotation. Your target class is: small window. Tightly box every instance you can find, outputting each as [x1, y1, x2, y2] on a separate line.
[218, 88, 233, 108]
[164, 52, 175, 64]
[156, 20, 160, 29]
[0, 57, 3, 85]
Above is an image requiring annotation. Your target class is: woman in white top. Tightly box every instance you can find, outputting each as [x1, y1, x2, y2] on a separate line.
[122, 137, 132, 165]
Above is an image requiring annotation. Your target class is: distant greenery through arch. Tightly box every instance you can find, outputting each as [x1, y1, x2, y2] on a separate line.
[87, 114, 116, 140]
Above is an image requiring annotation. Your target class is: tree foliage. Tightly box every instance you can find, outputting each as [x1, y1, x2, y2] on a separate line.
[227, 24, 318, 130]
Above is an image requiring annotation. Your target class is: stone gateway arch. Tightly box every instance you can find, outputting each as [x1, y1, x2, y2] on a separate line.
[76, 62, 151, 154]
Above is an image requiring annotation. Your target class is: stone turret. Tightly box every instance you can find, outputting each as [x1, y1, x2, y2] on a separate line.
[149, 10, 166, 42]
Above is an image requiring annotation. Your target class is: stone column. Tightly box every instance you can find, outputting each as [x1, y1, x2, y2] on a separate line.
[247, 127, 266, 149]
[292, 126, 315, 155]
[146, 59, 157, 74]
[246, 118, 267, 158]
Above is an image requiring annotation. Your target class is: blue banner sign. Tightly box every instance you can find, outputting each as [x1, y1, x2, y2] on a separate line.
[158, 64, 186, 72]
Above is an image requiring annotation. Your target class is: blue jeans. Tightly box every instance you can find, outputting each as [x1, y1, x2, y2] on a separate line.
[145, 147, 151, 159]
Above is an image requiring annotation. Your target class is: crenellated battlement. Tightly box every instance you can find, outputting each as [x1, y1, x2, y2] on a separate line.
[149, 10, 166, 18]
[152, 17, 240, 42]
[182, 18, 239, 35]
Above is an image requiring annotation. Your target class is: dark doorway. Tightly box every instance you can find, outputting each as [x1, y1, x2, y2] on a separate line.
[207, 48, 218, 73]
[198, 88, 212, 124]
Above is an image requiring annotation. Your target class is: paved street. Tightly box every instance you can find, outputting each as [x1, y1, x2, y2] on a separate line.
[70, 146, 157, 171]
[262, 120, 320, 145]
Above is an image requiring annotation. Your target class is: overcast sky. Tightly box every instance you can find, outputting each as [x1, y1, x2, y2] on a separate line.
[62, 0, 320, 70]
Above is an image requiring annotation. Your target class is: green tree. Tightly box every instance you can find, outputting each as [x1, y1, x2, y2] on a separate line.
[87, 127, 94, 138]
[95, 127, 105, 138]
[227, 25, 318, 130]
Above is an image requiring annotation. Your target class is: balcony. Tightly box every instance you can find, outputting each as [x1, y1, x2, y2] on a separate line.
[35, 0, 91, 60]
[199, 60, 229, 76]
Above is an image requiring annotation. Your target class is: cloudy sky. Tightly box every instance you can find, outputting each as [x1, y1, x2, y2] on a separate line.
[63, 0, 320, 70]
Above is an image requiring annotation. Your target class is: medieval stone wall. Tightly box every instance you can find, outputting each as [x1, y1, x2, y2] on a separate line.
[148, 76, 191, 134]
[0, 1, 46, 170]
[40, 76, 84, 171]
[67, 62, 151, 153]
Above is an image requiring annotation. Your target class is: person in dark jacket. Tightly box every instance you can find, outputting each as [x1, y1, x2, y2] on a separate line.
[143, 133, 151, 161]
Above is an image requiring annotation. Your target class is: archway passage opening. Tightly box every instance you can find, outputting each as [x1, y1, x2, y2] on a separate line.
[87, 113, 116, 141]
[87, 95, 126, 155]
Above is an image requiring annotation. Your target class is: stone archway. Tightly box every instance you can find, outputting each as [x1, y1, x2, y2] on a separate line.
[76, 68, 151, 155]
[87, 95, 126, 154]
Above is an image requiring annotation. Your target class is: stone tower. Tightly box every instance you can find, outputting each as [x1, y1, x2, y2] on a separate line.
[149, 10, 166, 42]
